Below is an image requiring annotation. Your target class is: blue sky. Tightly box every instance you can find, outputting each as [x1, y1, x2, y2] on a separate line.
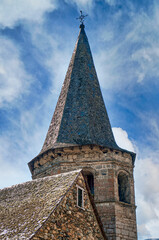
[0, 0, 159, 239]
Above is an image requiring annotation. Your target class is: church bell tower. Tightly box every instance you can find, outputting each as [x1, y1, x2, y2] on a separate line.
[28, 20, 137, 240]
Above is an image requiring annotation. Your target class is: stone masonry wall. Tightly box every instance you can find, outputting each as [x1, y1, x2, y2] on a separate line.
[29, 145, 137, 240]
[31, 173, 105, 240]
[115, 202, 137, 240]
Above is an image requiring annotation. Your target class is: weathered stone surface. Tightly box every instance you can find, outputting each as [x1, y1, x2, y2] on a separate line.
[27, 23, 137, 240]
[30, 145, 137, 240]
[31, 174, 105, 240]
[40, 24, 119, 154]
[0, 170, 81, 239]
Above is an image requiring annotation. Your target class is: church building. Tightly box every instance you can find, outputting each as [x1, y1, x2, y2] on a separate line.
[0, 19, 137, 240]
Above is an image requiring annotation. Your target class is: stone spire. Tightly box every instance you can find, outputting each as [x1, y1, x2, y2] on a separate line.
[41, 24, 119, 154]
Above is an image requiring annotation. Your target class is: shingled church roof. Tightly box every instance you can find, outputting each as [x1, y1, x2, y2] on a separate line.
[41, 24, 119, 154]
[0, 170, 81, 240]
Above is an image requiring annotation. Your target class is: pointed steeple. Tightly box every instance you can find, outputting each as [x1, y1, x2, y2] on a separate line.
[41, 24, 119, 154]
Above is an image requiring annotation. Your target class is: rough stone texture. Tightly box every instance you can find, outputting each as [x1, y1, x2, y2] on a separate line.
[115, 203, 137, 240]
[29, 145, 137, 240]
[31, 173, 105, 240]
[40, 24, 119, 154]
[27, 24, 137, 240]
[0, 170, 82, 239]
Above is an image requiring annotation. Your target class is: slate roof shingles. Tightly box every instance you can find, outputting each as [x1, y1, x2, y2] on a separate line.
[0, 170, 81, 240]
[40, 24, 119, 154]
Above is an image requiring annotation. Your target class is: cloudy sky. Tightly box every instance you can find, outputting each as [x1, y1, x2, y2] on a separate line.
[0, 0, 159, 239]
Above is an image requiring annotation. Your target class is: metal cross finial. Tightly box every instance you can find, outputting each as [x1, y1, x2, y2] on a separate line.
[76, 10, 88, 24]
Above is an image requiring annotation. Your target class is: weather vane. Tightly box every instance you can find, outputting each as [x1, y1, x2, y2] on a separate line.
[76, 10, 88, 24]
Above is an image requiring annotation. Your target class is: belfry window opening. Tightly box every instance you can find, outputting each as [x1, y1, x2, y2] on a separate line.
[118, 172, 130, 204]
[83, 171, 94, 196]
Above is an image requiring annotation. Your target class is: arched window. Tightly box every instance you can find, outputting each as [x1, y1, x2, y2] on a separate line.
[118, 172, 130, 204]
[83, 171, 94, 196]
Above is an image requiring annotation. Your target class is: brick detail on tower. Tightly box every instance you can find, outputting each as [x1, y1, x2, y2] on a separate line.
[28, 23, 137, 240]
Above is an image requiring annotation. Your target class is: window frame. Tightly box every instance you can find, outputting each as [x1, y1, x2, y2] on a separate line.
[76, 185, 84, 209]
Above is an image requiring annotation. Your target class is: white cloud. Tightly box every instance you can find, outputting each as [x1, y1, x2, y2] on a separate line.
[0, 105, 49, 188]
[137, 224, 151, 240]
[0, 37, 32, 107]
[104, 0, 117, 6]
[94, 2, 159, 90]
[113, 127, 159, 239]
[0, 0, 57, 28]
[137, 114, 159, 154]
[19, 108, 48, 154]
[46, 42, 72, 94]
[0, 1, 59, 107]
[64, 0, 93, 12]
[94, 46, 122, 90]
[149, 118, 159, 147]
[29, 23, 75, 96]
[0, 136, 31, 189]
[0, 2, 158, 239]
[0, 104, 159, 240]
[0, 157, 30, 190]
[131, 46, 159, 83]
[135, 157, 159, 239]
[112, 127, 135, 152]
[135, 158, 159, 205]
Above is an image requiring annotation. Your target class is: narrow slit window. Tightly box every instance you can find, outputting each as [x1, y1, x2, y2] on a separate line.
[86, 174, 94, 196]
[118, 172, 130, 204]
[83, 171, 94, 197]
[77, 186, 84, 208]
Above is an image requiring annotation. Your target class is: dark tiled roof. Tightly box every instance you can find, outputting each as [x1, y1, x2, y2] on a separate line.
[0, 170, 81, 240]
[41, 24, 119, 154]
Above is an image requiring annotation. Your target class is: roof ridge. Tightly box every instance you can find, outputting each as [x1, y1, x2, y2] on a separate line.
[29, 170, 82, 239]
[0, 169, 81, 239]
[0, 169, 82, 191]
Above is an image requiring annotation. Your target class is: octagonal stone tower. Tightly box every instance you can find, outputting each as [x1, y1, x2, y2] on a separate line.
[28, 23, 137, 240]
